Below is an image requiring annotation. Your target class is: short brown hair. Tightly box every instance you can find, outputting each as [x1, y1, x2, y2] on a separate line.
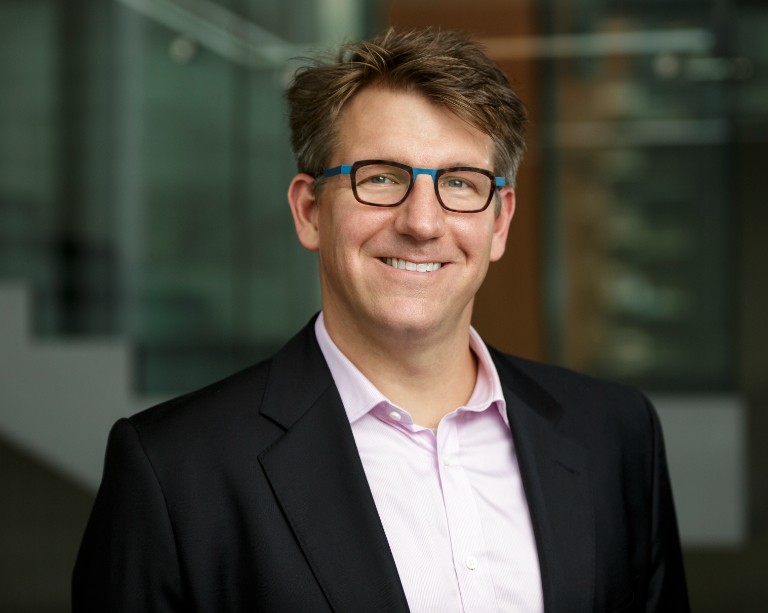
[286, 28, 527, 186]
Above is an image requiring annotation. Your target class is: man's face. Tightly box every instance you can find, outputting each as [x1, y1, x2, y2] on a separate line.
[288, 86, 515, 344]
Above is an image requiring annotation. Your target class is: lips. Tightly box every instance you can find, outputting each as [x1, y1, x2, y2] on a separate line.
[381, 257, 443, 272]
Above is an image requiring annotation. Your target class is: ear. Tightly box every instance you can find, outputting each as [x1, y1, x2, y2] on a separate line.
[489, 187, 516, 262]
[287, 173, 320, 251]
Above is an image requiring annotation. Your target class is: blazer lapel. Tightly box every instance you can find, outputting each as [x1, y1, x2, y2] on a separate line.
[493, 352, 596, 613]
[258, 322, 409, 613]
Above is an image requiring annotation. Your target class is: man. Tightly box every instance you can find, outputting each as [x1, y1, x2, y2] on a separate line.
[73, 28, 689, 612]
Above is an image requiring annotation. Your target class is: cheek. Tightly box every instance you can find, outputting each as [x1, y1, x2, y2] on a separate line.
[453, 218, 497, 258]
[316, 208, 369, 267]
[323, 205, 391, 249]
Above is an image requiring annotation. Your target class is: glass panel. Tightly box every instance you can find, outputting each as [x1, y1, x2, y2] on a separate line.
[0, 0, 365, 394]
[0, 1, 59, 330]
[539, 0, 742, 391]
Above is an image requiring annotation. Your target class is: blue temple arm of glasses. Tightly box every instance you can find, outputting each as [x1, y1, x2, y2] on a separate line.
[321, 165, 352, 177]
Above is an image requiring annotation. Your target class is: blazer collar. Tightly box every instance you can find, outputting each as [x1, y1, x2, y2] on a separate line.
[258, 319, 409, 613]
[491, 348, 596, 613]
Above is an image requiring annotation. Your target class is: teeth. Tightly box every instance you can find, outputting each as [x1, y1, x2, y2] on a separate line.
[383, 258, 442, 272]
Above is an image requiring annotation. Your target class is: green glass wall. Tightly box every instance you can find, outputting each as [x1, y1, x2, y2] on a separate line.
[0, 0, 367, 393]
[538, 0, 765, 391]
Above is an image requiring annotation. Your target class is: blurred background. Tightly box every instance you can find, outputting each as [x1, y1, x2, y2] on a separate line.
[1, 0, 766, 610]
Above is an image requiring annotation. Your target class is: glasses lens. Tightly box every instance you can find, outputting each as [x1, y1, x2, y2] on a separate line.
[437, 170, 493, 212]
[353, 163, 411, 206]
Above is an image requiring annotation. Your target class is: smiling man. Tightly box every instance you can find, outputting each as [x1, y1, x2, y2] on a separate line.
[73, 29, 689, 612]
[288, 85, 514, 430]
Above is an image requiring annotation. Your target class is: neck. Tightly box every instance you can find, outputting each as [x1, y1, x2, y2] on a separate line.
[323, 311, 478, 428]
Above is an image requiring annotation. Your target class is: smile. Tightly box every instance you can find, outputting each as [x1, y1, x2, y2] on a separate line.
[382, 257, 443, 272]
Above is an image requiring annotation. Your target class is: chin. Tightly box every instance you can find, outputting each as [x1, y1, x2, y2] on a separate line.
[369, 301, 462, 338]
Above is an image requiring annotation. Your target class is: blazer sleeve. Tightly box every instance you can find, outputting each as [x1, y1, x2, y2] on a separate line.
[644, 395, 690, 612]
[72, 418, 186, 612]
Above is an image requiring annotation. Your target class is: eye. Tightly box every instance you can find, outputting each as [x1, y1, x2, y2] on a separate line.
[444, 177, 470, 189]
[440, 174, 478, 192]
[355, 164, 410, 187]
[365, 174, 397, 185]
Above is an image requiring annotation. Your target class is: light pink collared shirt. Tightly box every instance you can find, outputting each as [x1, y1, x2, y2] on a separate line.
[315, 313, 543, 613]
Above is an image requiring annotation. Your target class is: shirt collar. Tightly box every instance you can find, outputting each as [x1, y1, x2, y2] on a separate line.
[314, 312, 508, 427]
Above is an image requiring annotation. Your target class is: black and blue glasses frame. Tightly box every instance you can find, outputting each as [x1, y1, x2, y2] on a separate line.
[319, 159, 506, 213]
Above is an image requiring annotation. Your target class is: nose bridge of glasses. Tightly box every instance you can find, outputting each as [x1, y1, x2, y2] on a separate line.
[410, 168, 441, 202]
[408, 168, 443, 206]
[412, 167, 439, 183]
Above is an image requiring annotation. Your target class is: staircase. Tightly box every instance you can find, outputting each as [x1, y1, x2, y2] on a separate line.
[0, 284, 162, 490]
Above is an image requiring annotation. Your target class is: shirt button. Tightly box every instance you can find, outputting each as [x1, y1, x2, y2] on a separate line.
[388, 410, 402, 422]
[465, 556, 478, 571]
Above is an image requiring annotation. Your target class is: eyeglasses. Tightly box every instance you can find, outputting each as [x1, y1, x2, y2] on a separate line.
[319, 160, 506, 213]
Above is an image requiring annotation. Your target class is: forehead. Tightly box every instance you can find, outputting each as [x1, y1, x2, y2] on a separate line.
[332, 86, 494, 167]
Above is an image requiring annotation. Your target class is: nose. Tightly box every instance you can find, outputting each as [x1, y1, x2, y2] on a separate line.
[393, 174, 446, 240]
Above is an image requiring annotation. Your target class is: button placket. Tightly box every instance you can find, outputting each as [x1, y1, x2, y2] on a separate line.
[436, 417, 495, 612]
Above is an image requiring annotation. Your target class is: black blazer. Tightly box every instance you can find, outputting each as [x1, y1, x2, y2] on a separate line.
[73, 319, 689, 612]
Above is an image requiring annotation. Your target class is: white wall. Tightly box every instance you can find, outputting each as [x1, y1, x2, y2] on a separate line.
[0, 284, 161, 489]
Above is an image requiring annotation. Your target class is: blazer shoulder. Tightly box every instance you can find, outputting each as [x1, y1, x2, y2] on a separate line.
[489, 347, 655, 436]
[123, 317, 327, 458]
[131, 358, 271, 426]
[493, 349, 642, 399]
[124, 358, 283, 460]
